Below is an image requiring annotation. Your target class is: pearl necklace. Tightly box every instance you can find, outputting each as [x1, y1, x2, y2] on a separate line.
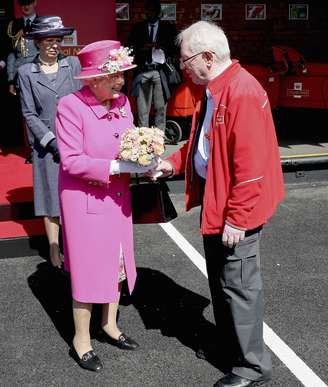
[39, 57, 58, 66]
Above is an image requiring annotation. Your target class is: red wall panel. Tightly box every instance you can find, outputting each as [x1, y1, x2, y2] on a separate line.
[15, 0, 116, 44]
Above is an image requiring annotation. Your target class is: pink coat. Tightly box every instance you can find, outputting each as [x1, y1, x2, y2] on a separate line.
[56, 86, 136, 303]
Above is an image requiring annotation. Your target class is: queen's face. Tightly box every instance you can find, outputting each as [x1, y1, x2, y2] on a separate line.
[89, 72, 125, 100]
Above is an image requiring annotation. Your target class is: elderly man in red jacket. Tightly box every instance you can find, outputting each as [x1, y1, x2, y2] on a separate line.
[153, 21, 285, 387]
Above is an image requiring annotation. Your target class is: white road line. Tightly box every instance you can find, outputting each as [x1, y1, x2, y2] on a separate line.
[160, 222, 328, 387]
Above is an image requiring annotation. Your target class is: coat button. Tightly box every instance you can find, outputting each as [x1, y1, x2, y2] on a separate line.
[114, 133, 119, 138]
[116, 192, 122, 197]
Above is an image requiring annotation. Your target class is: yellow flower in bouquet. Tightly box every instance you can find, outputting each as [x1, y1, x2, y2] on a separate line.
[118, 126, 165, 166]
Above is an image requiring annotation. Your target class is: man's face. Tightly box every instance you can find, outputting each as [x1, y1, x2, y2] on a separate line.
[146, 5, 161, 23]
[20, 1, 37, 17]
[180, 41, 210, 85]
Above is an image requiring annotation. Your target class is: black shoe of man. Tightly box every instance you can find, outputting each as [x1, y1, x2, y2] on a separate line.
[214, 372, 270, 387]
[25, 154, 32, 164]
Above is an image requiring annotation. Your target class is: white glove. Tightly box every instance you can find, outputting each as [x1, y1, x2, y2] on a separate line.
[110, 158, 158, 175]
[222, 223, 245, 248]
[0, 60, 5, 69]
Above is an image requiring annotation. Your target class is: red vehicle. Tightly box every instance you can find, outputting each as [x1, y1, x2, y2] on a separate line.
[270, 46, 328, 110]
[131, 46, 328, 144]
[165, 76, 204, 143]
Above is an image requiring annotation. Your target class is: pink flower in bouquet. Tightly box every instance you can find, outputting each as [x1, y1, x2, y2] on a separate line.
[119, 126, 165, 166]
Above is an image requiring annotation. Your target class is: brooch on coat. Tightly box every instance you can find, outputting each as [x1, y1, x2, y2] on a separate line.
[105, 105, 127, 121]
[119, 106, 127, 117]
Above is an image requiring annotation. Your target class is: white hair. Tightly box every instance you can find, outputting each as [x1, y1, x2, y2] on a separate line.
[177, 21, 230, 63]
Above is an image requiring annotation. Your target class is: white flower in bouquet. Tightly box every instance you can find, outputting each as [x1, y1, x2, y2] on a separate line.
[118, 127, 165, 167]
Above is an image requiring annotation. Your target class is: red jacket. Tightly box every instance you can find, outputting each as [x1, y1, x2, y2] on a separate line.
[167, 60, 285, 235]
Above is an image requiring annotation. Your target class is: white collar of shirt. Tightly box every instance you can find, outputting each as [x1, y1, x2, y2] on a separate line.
[24, 14, 36, 24]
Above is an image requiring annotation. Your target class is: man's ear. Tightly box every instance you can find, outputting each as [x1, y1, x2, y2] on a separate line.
[203, 51, 214, 66]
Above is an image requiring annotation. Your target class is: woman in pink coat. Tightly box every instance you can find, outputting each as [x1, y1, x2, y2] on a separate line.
[56, 40, 156, 372]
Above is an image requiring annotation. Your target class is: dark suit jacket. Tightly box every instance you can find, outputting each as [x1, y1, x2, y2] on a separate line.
[128, 20, 179, 101]
[128, 20, 178, 70]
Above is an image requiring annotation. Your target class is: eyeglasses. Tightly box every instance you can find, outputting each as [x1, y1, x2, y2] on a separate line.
[180, 50, 216, 69]
[181, 52, 204, 64]
[180, 52, 203, 69]
[44, 38, 64, 46]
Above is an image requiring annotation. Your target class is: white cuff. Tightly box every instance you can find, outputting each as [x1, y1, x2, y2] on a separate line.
[40, 131, 55, 148]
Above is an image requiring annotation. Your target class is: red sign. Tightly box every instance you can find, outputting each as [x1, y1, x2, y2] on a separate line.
[61, 45, 84, 56]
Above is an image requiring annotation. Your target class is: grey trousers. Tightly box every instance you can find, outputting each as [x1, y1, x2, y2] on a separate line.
[203, 227, 272, 381]
[136, 70, 167, 130]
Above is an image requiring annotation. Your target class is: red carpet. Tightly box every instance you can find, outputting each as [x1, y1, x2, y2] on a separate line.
[0, 219, 45, 238]
[0, 148, 45, 238]
[0, 148, 33, 204]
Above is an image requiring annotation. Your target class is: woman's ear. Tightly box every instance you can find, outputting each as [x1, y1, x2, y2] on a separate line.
[33, 39, 40, 49]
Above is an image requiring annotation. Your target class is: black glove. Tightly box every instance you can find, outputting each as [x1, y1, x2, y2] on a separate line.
[46, 138, 60, 163]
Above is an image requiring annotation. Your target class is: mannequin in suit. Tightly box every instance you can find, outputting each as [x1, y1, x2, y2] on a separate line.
[128, 0, 178, 132]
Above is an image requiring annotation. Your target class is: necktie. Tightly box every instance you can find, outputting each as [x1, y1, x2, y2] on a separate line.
[149, 24, 155, 42]
[25, 18, 31, 30]
[192, 93, 208, 155]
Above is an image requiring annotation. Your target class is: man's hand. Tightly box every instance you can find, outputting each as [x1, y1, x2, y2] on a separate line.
[222, 223, 245, 248]
[9, 84, 16, 96]
[145, 159, 173, 180]
[144, 42, 156, 49]
[46, 138, 60, 163]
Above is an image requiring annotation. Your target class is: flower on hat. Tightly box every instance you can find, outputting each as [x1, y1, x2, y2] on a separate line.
[99, 46, 134, 74]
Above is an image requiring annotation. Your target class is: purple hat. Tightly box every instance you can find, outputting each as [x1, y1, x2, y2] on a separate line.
[75, 40, 136, 80]
[24, 16, 74, 39]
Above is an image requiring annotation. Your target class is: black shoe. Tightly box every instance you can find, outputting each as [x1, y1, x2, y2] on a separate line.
[100, 331, 139, 350]
[69, 345, 103, 372]
[214, 373, 269, 387]
[25, 155, 32, 164]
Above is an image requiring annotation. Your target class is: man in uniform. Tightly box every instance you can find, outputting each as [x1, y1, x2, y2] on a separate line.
[6, 0, 38, 161]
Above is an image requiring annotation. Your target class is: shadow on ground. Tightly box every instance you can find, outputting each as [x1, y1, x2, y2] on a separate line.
[27, 262, 75, 344]
[27, 264, 230, 373]
[124, 267, 231, 373]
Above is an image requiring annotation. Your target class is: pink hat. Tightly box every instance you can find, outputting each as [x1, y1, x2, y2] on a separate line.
[75, 40, 136, 80]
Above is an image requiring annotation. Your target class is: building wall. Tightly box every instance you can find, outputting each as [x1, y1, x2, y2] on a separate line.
[14, 0, 116, 44]
[117, 1, 328, 65]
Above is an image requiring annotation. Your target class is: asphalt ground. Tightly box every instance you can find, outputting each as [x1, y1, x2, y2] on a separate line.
[1, 179, 328, 387]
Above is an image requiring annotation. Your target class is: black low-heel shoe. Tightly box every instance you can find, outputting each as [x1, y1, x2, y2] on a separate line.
[99, 331, 139, 350]
[69, 345, 103, 372]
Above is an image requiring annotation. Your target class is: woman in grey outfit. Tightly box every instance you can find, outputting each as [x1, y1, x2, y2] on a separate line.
[18, 16, 81, 267]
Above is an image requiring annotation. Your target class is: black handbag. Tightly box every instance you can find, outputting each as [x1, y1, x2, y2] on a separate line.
[130, 177, 177, 224]
[163, 58, 182, 86]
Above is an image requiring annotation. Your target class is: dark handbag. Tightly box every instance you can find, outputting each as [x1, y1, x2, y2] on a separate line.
[163, 58, 182, 86]
[130, 177, 177, 224]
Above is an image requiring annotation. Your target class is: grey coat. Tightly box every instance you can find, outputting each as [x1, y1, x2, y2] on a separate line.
[18, 55, 81, 216]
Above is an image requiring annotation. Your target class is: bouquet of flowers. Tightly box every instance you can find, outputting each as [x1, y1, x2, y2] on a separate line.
[118, 126, 165, 167]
